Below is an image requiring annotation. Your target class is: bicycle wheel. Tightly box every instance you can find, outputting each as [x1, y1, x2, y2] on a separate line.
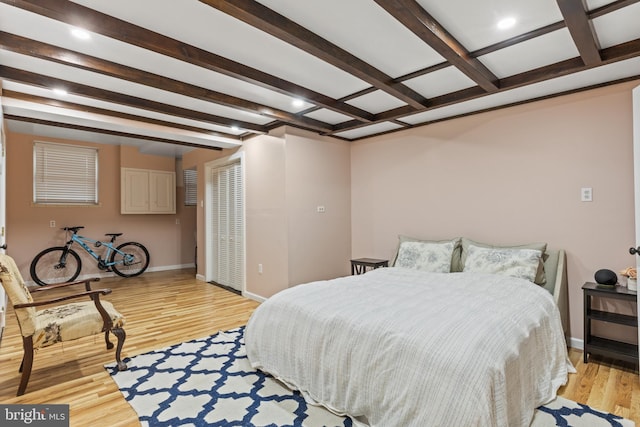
[110, 242, 150, 277]
[30, 247, 82, 286]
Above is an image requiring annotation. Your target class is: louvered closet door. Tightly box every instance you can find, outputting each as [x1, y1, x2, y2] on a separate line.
[209, 161, 244, 291]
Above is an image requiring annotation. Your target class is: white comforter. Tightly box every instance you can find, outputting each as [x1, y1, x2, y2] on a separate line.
[245, 267, 572, 427]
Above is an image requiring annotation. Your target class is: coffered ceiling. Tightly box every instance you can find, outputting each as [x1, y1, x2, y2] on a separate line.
[1, 0, 639, 156]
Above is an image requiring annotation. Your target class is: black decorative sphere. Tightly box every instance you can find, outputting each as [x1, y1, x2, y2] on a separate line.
[594, 269, 617, 286]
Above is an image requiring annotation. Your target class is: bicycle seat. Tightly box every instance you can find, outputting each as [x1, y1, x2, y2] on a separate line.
[105, 233, 123, 237]
[63, 226, 84, 232]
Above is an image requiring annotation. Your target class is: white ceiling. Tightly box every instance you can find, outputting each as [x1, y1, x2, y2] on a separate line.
[0, 0, 639, 157]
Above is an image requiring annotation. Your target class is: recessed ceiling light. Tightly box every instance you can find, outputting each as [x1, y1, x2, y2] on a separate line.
[292, 99, 304, 108]
[71, 27, 91, 40]
[53, 88, 68, 96]
[497, 17, 516, 30]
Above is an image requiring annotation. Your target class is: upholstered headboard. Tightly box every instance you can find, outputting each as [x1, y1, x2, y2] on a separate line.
[541, 249, 568, 335]
[390, 236, 569, 336]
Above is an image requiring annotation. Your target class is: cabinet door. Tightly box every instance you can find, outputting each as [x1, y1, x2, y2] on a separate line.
[121, 169, 150, 213]
[150, 171, 176, 213]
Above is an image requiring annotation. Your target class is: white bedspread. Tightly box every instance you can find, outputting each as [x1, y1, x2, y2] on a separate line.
[245, 267, 572, 427]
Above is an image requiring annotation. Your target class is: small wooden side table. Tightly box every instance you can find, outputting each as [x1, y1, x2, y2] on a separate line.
[582, 282, 638, 365]
[350, 258, 388, 275]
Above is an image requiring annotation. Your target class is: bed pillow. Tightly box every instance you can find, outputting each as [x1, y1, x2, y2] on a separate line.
[463, 244, 543, 283]
[457, 238, 547, 285]
[394, 238, 459, 273]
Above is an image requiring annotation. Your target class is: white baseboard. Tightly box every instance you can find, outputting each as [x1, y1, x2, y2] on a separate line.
[147, 263, 195, 272]
[569, 336, 584, 350]
[196, 273, 206, 282]
[243, 291, 266, 303]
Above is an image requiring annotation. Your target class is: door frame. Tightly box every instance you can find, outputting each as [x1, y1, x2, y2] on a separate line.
[204, 151, 245, 292]
[633, 84, 639, 363]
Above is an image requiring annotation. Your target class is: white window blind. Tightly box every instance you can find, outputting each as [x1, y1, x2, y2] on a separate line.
[184, 169, 197, 206]
[33, 141, 98, 204]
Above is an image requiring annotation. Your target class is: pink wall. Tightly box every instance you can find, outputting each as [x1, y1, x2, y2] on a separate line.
[351, 80, 639, 343]
[5, 132, 195, 280]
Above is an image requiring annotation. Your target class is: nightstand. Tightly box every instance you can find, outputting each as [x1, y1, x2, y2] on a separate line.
[582, 282, 638, 365]
[350, 258, 388, 275]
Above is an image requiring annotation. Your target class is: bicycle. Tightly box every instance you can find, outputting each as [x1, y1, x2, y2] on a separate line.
[30, 226, 150, 286]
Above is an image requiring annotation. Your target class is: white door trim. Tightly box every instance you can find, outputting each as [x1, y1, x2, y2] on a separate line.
[204, 151, 245, 293]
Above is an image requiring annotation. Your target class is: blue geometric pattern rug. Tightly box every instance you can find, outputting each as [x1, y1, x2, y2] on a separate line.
[105, 327, 635, 427]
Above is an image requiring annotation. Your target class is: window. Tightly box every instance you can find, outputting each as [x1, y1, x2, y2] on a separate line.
[184, 168, 197, 206]
[33, 141, 98, 205]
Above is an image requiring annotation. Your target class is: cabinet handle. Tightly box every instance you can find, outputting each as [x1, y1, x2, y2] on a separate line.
[0, 244, 6, 250]
[630, 246, 640, 255]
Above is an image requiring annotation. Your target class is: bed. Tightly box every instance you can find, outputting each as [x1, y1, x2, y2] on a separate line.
[245, 237, 573, 427]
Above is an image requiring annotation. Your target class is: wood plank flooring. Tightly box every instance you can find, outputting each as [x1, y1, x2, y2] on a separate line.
[0, 269, 638, 425]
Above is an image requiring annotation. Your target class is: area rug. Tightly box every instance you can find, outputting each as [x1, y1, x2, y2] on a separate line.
[105, 327, 635, 427]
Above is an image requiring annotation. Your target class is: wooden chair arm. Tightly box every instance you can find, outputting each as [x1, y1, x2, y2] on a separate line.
[29, 278, 100, 293]
[14, 289, 112, 308]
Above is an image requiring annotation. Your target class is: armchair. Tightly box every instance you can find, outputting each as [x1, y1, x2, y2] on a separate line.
[0, 254, 127, 396]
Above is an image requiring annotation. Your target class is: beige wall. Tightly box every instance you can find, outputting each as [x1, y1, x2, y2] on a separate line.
[5, 132, 195, 279]
[184, 128, 351, 299]
[6, 80, 637, 344]
[351, 80, 639, 343]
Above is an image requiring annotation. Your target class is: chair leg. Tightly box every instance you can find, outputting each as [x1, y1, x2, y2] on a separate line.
[18, 336, 34, 396]
[104, 329, 114, 350]
[112, 327, 127, 371]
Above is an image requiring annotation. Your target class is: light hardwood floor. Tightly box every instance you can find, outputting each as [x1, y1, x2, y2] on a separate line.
[0, 269, 638, 425]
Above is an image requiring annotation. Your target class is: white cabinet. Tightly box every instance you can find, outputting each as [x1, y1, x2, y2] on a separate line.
[121, 168, 176, 214]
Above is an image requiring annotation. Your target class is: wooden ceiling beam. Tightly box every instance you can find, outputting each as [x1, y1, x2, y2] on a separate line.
[374, 0, 500, 93]
[331, 37, 640, 134]
[0, 66, 268, 133]
[556, 0, 602, 66]
[0, 0, 375, 123]
[3, 114, 224, 150]
[3, 90, 240, 140]
[0, 32, 333, 134]
[199, 0, 428, 109]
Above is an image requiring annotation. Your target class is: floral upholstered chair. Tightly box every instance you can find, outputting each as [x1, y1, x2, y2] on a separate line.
[0, 254, 127, 395]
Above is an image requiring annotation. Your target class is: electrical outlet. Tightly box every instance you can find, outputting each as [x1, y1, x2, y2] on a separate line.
[175, 218, 180, 225]
[49, 220, 56, 228]
[581, 187, 593, 202]
[317, 205, 326, 213]
[258, 264, 263, 274]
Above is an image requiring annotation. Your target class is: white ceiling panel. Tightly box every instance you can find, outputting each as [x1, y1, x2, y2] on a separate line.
[399, 57, 640, 126]
[585, 0, 619, 10]
[346, 90, 408, 114]
[2, 81, 246, 136]
[0, 50, 271, 126]
[478, 29, 579, 79]
[70, 0, 370, 99]
[0, 3, 315, 115]
[415, 0, 564, 52]
[591, 2, 640, 49]
[404, 67, 477, 99]
[256, 0, 445, 78]
[303, 109, 353, 126]
[334, 121, 404, 140]
[6, 119, 196, 157]
[3, 97, 241, 149]
[0, 0, 638, 149]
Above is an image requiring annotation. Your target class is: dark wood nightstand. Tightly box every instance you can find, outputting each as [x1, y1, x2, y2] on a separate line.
[582, 282, 638, 365]
[350, 258, 388, 275]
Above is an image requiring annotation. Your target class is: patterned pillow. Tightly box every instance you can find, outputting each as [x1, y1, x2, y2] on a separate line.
[394, 240, 456, 273]
[458, 238, 547, 285]
[462, 244, 542, 283]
